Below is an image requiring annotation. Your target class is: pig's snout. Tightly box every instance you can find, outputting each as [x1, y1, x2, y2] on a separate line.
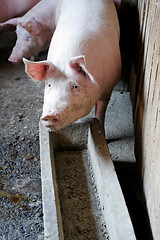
[8, 55, 22, 65]
[42, 114, 59, 122]
[8, 57, 19, 65]
[41, 114, 62, 130]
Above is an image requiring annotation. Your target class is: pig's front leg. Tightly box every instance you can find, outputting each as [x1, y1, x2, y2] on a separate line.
[95, 96, 111, 129]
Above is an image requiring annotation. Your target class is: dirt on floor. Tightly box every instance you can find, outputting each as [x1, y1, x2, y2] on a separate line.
[0, 31, 45, 240]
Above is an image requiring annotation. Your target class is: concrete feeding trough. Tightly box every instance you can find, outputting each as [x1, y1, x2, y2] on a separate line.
[39, 118, 136, 240]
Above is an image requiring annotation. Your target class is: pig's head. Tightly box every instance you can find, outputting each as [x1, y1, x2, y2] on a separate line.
[23, 56, 99, 131]
[9, 18, 49, 64]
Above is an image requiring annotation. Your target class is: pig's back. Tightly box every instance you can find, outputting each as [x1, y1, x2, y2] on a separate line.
[48, 0, 121, 88]
[56, 0, 119, 35]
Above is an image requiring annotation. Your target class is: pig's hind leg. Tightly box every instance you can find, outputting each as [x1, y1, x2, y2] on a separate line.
[95, 97, 110, 129]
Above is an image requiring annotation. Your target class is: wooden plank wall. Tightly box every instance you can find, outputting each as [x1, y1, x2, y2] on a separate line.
[130, 0, 160, 239]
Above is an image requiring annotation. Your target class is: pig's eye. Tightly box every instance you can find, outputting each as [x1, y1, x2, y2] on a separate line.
[48, 83, 51, 87]
[26, 35, 32, 41]
[72, 84, 78, 90]
[70, 82, 79, 92]
[72, 85, 78, 89]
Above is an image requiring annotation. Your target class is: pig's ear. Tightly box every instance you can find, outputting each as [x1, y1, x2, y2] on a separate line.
[23, 58, 56, 81]
[0, 18, 19, 33]
[20, 18, 43, 35]
[69, 55, 95, 83]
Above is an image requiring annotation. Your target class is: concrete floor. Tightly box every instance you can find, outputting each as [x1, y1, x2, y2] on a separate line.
[106, 89, 135, 163]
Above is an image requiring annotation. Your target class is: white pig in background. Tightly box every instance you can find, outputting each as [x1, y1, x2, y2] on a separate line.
[0, 0, 58, 64]
[0, 0, 41, 23]
[24, 0, 121, 131]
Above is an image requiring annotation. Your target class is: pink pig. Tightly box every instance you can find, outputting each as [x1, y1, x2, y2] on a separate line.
[0, 0, 41, 23]
[23, 0, 121, 131]
[0, 0, 58, 64]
